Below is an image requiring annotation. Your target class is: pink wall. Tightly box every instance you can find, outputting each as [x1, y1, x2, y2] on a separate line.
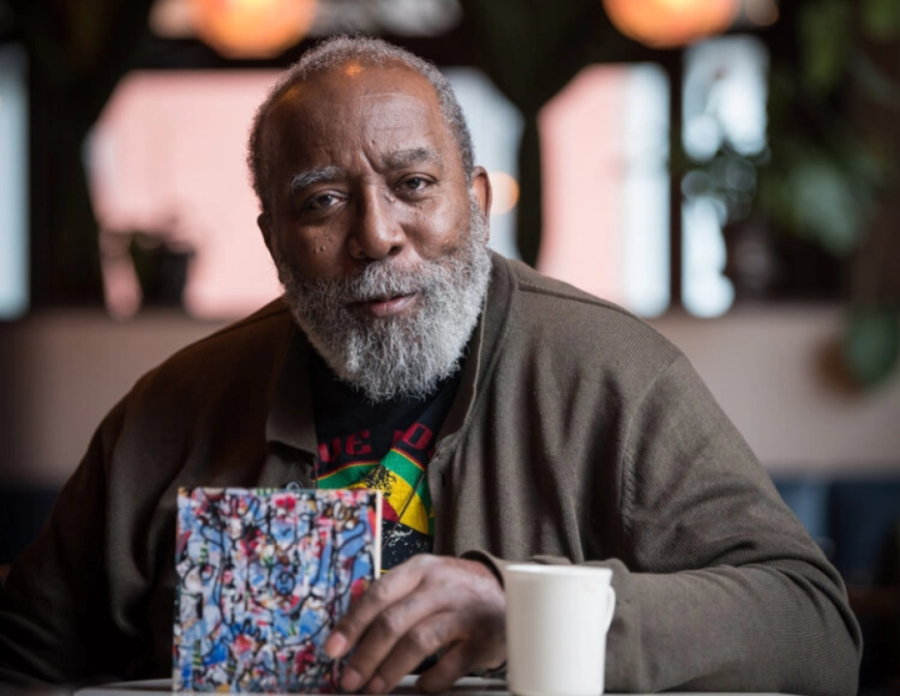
[90, 71, 283, 319]
[538, 66, 627, 305]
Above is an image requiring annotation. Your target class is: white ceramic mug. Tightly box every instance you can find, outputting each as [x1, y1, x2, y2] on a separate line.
[504, 564, 616, 696]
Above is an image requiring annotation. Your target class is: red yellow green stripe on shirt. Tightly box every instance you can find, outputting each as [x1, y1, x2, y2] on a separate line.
[315, 448, 434, 536]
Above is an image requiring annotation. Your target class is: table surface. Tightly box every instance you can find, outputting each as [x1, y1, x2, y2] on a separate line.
[74, 676, 799, 696]
[76, 677, 506, 696]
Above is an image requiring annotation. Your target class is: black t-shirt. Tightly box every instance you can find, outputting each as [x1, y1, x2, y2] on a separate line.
[310, 352, 461, 571]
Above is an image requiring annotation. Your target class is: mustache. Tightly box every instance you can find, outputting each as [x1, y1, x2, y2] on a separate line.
[300, 259, 443, 304]
[347, 263, 428, 301]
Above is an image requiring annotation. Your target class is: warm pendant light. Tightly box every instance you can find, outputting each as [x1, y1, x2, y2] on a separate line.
[603, 0, 741, 48]
[190, 0, 318, 59]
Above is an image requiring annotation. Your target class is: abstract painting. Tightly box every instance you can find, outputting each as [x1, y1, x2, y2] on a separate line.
[173, 487, 381, 692]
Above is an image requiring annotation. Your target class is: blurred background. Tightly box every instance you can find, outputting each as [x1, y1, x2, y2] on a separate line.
[0, 0, 898, 690]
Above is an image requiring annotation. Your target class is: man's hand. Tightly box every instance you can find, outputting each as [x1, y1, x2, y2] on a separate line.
[323, 554, 506, 694]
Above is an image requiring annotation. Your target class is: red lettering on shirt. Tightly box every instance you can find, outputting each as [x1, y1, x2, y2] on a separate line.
[318, 438, 342, 464]
[347, 431, 372, 456]
[402, 423, 433, 450]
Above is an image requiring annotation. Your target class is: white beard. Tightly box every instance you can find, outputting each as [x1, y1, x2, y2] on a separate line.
[272, 202, 492, 403]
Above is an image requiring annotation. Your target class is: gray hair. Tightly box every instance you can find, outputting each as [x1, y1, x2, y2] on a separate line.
[247, 35, 475, 214]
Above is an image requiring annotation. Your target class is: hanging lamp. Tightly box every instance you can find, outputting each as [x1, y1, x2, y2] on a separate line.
[603, 0, 741, 48]
[190, 0, 318, 59]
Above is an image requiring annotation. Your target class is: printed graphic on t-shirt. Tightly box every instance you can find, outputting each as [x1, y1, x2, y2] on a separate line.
[310, 351, 461, 572]
[315, 422, 437, 570]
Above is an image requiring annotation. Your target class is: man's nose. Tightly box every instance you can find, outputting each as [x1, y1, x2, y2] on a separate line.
[348, 186, 406, 261]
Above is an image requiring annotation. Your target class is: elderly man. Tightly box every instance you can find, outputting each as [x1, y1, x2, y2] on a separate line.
[0, 36, 859, 694]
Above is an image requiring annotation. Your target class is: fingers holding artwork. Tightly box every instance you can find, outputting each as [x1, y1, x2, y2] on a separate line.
[323, 554, 506, 693]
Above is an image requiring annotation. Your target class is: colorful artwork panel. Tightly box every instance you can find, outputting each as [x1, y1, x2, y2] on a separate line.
[173, 487, 381, 692]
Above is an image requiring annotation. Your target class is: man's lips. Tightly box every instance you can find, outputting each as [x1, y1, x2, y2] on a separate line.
[354, 292, 418, 317]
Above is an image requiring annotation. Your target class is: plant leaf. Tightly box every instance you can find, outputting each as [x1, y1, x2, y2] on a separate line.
[843, 309, 900, 388]
[799, 0, 852, 95]
[862, 0, 900, 42]
[789, 159, 864, 255]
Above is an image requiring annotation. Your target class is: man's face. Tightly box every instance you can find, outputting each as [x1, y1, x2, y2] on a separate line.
[259, 60, 490, 301]
[257, 60, 493, 402]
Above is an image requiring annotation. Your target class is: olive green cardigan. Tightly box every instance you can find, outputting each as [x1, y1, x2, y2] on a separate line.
[0, 254, 860, 693]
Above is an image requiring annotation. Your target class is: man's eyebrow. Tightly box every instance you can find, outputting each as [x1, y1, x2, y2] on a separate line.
[384, 147, 444, 170]
[290, 166, 345, 194]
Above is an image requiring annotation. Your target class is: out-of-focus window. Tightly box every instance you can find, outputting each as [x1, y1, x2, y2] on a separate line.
[445, 68, 523, 262]
[539, 63, 670, 317]
[88, 71, 282, 320]
[538, 36, 770, 318]
[0, 44, 28, 320]
[682, 35, 769, 317]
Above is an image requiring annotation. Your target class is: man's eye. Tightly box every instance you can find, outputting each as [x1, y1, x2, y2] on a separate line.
[304, 192, 341, 211]
[398, 176, 430, 194]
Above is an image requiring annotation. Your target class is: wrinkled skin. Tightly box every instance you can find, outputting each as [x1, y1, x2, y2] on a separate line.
[257, 60, 491, 317]
[323, 555, 506, 694]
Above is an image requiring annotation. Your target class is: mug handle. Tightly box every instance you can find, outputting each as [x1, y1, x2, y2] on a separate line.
[601, 586, 616, 631]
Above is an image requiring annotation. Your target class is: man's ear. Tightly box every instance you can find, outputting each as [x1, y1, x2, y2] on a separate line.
[257, 213, 273, 254]
[470, 166, 492, 221]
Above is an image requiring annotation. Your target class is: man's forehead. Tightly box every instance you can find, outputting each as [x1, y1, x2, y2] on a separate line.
[260, 60, 450, 156]
[255, 57, 469, 195]
[275, 59, 437, 114]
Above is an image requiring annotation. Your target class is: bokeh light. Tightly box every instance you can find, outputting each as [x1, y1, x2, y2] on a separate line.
[488, 171, 520, 216]
[190, 0, 318, 59]
[603, 0, 741, 48]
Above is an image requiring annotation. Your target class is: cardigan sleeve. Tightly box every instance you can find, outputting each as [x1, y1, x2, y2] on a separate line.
[467, 354, 861, 696]
[602, 354, 861, 694]
[0, 400, 141, 687]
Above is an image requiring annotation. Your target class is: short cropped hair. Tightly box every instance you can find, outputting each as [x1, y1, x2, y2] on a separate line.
[247, 35, 475, 213]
